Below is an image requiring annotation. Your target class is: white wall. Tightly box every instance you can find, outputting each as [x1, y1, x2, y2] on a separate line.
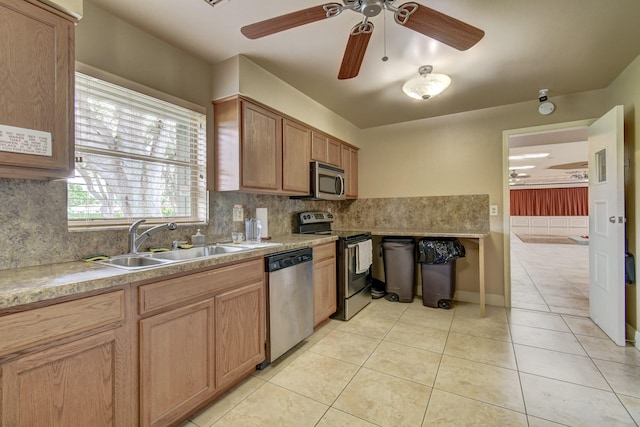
[607, 54, 640, 335]
[212, 55, 361, 147]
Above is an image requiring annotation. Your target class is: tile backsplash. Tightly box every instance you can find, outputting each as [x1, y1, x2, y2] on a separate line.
[0, 178, 489, 270]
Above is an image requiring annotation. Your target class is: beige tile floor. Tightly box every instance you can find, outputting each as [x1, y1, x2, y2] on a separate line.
[510, 232, 590, 316]
[180, 296, 640, 426]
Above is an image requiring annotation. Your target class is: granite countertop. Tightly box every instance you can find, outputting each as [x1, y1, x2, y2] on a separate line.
[337, 228, 490, 239]
[0, 234, 336, 312]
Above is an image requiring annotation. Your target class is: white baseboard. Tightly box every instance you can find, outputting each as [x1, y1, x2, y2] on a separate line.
[455, 290, 505, 307]
[628, 323, 639, 348]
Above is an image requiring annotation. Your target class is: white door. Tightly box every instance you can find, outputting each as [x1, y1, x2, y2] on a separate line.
[588, 105, 626, 346]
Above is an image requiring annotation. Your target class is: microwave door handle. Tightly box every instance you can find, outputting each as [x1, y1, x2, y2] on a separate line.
[337, 175, 345, 196]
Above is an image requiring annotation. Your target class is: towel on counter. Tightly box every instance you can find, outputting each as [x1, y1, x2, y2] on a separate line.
[355, 240, 373, 274]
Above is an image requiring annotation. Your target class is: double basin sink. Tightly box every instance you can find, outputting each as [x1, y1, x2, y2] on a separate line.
[96, 242, 282, 270]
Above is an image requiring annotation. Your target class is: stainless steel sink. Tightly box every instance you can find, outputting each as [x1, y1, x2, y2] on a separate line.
[93, 243, 266, 270]
[151, 245, 245, 261]
[97, 255, 170, 269]
[207, 244, 247, 254]
[151, 247, 208, 261]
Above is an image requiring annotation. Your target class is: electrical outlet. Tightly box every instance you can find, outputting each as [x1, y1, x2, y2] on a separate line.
[490, 205, 498, 216]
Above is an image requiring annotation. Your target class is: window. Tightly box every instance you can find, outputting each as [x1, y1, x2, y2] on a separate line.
[68, 66, 207, 228]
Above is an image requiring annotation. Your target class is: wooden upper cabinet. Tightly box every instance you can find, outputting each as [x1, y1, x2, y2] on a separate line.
[214, 96, 313, 196]
[311, 132, 328, 163]
[241, 101, 282, 191]
[342, 145, 359, 199]
[327, 138, 342, 167]
[311, 131, 341, 167]
[0, 0, 75, 179]
[282, 119, 311, 194]
[214, 95, 355, 196]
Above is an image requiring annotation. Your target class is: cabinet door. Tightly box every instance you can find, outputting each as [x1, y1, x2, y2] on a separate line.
[327, 138, 342, 166]
[215, 280, 265, 389]
[311, 132, 328, 163]
[139, 300, 215, 427]
[342, 145, 359, 198]
[241, 101, 282, 191]
[1, 328, 128, 427]
[282, 119, 311, 194]
[0, 0, 74, 179]
[313, 243, 337, 327]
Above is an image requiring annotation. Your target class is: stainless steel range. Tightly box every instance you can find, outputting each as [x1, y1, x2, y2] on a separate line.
[296, 211, 372, 320]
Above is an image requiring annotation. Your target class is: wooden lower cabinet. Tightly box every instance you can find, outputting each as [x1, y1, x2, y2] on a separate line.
[140, 299, 216, 427]
[215, 281, 265, 389]
[0, 291, 131, 427]
[313, 242, 337, 327]
[138, 258, 265, 427]
[0, 259, 266, 427]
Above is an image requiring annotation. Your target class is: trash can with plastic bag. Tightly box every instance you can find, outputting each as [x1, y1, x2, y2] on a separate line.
[417, 238, 466, 309]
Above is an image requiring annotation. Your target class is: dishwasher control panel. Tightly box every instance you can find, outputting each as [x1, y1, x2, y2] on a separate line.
[265, 247, 313, 272]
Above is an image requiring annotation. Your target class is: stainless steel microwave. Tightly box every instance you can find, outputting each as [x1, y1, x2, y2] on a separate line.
[294, 161, 345, 200]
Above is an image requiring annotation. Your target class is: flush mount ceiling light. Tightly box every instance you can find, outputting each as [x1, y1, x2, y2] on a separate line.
[402, 65, 451, 100]
[509, 152, 550, 160]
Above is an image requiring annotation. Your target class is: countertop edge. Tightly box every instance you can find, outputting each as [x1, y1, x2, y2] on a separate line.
[337, 229, 490, 239]
[0, 235, 337, 312]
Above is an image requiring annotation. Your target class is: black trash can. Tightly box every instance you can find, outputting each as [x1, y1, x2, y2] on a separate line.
[380, 237, 415, 302]
[417, 238, 466, 309]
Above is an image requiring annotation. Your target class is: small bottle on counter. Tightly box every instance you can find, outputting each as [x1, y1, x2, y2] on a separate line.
[191, 229, 206, 247]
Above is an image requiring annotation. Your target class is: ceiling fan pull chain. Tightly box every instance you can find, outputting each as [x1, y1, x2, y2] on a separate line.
[382, 10, 389, 61]
[394, 2, 418, 25]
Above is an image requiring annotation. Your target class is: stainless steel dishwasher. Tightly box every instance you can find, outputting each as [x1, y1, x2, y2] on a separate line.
[259, 247, 313, 369]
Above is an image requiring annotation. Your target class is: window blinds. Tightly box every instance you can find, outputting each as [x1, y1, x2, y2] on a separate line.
[69, 72, 207, 227]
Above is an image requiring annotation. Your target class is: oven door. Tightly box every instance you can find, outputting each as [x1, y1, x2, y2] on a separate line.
[345, 239, 372, 296]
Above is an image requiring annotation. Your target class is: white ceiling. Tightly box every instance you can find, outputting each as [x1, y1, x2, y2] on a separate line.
[85, 0, 640, 129]
[509, 127, 588, 187]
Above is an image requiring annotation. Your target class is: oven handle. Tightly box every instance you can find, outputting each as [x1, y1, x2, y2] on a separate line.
[346, 238, 372, 249]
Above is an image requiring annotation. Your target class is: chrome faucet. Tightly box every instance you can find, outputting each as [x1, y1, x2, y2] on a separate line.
[128, 219, 178, 254]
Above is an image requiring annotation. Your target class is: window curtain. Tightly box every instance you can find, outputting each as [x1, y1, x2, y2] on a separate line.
[510, 187, 588, 216]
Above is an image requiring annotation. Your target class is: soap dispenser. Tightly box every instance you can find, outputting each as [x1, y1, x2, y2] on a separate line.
[191, 229, 205, 247]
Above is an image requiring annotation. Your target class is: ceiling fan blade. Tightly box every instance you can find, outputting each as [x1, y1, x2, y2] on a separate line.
[395, 3, 484, 51]
[338, 22, 374, 80]
[241, 4, 341, 39]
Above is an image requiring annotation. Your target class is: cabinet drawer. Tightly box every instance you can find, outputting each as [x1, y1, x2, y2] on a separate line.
[0, 290, 124, 357]
[313, 242, 336, 262]
[138, 258, 264, 314]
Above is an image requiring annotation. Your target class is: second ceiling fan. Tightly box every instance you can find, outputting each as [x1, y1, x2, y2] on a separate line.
[240, 0, 485, 80]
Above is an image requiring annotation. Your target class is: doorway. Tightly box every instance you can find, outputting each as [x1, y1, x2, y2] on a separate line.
[502, 120, 593, 316]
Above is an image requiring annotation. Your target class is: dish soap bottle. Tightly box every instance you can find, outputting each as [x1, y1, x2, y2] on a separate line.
[191, 229, 205, 247]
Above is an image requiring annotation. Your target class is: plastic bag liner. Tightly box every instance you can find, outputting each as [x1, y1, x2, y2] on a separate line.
[418, 238, 466, 264]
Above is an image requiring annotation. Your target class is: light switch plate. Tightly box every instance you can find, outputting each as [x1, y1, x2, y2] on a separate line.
[490, 205, 498, 216]
[233, 206, 244, 222]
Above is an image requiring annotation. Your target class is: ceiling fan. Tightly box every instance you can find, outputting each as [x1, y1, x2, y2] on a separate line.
[240, 0, 485, 80]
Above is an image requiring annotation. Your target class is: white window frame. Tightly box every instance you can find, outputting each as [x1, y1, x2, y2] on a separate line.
[68, 63, 208, 230]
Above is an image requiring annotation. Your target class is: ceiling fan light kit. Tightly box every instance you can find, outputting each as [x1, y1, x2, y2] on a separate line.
[402, 65, 451, 100]
[240, 1, 484, 80]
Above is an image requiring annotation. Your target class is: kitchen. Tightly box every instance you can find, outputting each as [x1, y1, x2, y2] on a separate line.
[2, 0, 640, 425]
